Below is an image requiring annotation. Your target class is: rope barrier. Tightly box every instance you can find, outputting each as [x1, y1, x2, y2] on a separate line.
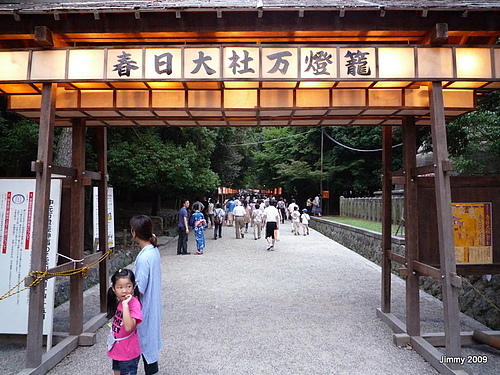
[460, 276, 500, 314]
[0, 248, 112, 301]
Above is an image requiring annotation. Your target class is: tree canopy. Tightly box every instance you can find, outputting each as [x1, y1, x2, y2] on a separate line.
[445, 91, 500, 175]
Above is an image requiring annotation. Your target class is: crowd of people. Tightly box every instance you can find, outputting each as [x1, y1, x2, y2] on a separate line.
[176, 194, 322, 254]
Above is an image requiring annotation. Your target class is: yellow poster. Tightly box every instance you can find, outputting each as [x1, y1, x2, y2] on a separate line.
[452, 203, 492, 264]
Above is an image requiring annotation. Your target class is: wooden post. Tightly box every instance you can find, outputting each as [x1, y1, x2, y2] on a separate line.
[96, 127, 109, 313]
[428, 81, 462, 367]
[69, 118, 85, 336]
[26, 83, 57, 368]
[381, 125, 393, 313]
[402, 116, 420, 337]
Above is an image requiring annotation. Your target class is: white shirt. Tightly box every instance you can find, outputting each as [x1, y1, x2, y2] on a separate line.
[233, 205, 245, 217]
[301, 213, 310, 225]
[263, 205, 280, 223]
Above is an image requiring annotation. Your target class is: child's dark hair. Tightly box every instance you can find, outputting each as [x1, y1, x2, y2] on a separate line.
[106, 268, 140, 319]
[130, 214, 157, 247]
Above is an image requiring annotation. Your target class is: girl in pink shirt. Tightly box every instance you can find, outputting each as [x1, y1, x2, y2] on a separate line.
[106, 268, 143, 375]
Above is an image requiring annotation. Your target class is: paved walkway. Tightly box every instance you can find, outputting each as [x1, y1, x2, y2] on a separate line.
[3, 221, 499, 374]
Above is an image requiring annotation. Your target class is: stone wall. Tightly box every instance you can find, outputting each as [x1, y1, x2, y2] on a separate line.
[311, 217, 405, 270]
[310, 217, 500, 330]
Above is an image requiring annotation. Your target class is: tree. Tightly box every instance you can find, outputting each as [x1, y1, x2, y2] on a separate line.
[321, 126, 386, 196]
[210, 127, 244, 187]
[445, 91, 500, 175]
[107, 127, 220, 213]
[0, 117, 39, 177]
[250, 127, 325, 202]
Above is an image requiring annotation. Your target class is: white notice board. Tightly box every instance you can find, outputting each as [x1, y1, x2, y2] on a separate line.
[0, 179, 61, 335]
[93, 186, 115, 250]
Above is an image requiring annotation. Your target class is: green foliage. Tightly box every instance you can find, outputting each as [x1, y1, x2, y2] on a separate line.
[324, 126, 385, 195]
[0, 117, 39, 176]
[210, 127, 245, 187]
[274, 159, 327, 193]
[107, 127, 219, 198]
[252, 127, 320, 195]
[446, 91, 500, 175]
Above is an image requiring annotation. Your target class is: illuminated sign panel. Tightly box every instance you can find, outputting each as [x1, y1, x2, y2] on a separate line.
[0, 46, 498, 83]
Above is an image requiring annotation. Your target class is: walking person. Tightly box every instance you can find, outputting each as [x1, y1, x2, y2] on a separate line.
[106, 268, 142, 375]
[130, 215, 163, 375]
[177, 199, 190, 255]
[190, 203, 207, 255]
[312, 194, 322, 216]
[263, 200, 280, 251]
[226, 197, 236, 226]
[207, 198, 215, 229]
[251, 203, 264, 240]
[277, 198, 286, 224]
[213, 203, 225, 239]
[233, 200, 246, 239]
[287, 199, 298, 225]
[291, 206, 301, 235]
[243, 201, 251, 233]
[301, 208, 311, 235]
[306, 197, 313, 215]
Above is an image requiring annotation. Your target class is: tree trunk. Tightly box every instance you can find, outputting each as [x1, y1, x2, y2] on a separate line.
[54, 127, 73, 167]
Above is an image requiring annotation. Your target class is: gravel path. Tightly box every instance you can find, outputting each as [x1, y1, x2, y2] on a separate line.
[2, 221, 499, 374]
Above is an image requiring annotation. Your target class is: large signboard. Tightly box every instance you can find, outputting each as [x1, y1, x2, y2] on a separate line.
[453, 202, 493, 264]
[92, 186, 115, 250]
[0, 46, 498, 83]
[0, 179, 61, 335]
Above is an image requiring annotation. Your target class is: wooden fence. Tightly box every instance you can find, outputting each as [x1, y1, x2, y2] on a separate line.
[339, 196, 404, 225]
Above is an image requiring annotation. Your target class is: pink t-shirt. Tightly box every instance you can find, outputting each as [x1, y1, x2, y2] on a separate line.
[107, 296, 143, 361]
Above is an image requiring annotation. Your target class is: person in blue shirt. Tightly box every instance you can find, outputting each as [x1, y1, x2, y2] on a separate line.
[177, 199, 190, 255]
[130, 215, 163, 375]
[226, 197, 237, 226]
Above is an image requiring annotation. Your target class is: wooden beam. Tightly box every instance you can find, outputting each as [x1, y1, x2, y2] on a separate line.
[421, 23, 449, 45]
[391, 175, 406, 185]
[388, 251, 406, 265]
[472, 330, 500, 350]
[96, 126, 109, 313]
[376, 308, 406, 334]
[17, 313, 108, 374]
[69, 118, 86, 337]
[402, 115, 420, 337]
[423, 332, 476, 347]
[31, 161, 77, 178]
[83, 170, 102, 181]
[34, 26, 54, 48]
[18, 336, 79, 375]
[412, 260, 441, 279]
[34, 26, 64, 48]
[26, 83, 57, 368]
[429, 81, 462, 368]
[381, 125, 393, 313]
[411, 336, 469, 375]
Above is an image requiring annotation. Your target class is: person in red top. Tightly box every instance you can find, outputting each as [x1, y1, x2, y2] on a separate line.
[106, 268, 143, 375]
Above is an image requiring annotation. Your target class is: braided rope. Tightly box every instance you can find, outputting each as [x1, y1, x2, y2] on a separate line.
[0, 248, 112, 301]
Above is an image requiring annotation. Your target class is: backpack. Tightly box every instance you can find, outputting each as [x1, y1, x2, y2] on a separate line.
[214, 208, 223, 224]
